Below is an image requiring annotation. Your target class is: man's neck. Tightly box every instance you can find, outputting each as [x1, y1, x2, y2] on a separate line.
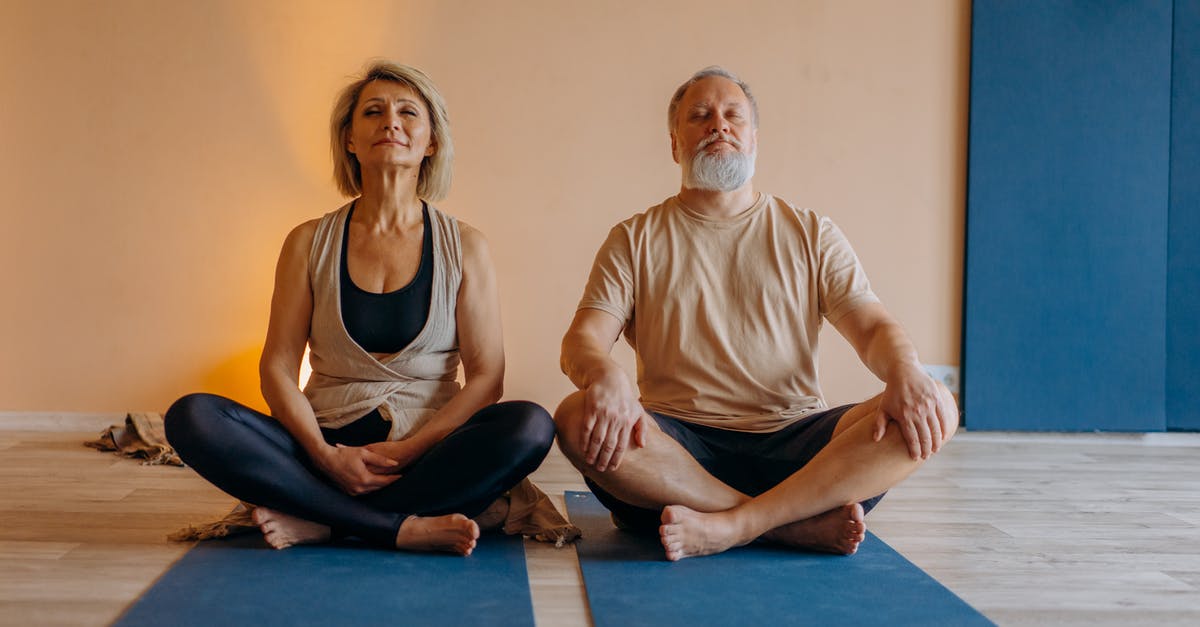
[676, 184, 758, 219]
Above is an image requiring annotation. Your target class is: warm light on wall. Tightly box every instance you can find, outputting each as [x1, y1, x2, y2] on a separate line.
[299, 346, 313, 389]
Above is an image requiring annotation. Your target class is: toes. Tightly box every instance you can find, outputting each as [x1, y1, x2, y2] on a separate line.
[263, 531, 290, 550]
[252, 509, 269, 526]
[661, 505, 686, 525]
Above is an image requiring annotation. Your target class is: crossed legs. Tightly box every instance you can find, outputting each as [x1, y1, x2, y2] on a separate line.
[165, 394, 554, 554]
[554, 389, 957, 560]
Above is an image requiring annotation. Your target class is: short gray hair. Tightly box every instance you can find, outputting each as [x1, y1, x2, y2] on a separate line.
[667, 66, 759, 132]
[330, 60, 453, 201]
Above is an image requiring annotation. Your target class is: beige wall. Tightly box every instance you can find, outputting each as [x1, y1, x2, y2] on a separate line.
[0, 0, 969, 415]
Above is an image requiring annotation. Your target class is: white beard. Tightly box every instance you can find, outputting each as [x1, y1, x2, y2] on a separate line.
[681, 134, 756, 192]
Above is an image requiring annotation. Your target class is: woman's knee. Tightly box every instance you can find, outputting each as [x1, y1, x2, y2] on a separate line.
[494, 400, 555, 456]
[163, 392, 229, 449]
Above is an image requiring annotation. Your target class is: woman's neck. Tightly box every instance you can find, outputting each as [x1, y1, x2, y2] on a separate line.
[356, 167, 423, 230]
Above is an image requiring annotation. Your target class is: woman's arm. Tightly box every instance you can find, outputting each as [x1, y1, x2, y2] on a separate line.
[260, 221, 399, 494]
[368, 222, 505, 466]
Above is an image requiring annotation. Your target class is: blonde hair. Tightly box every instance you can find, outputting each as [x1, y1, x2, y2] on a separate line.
[330, 60, 453, 201]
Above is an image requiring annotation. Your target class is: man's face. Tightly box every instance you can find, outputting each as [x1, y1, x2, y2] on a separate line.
[671, 76, 757, 191]
[671, 76, 757, 165]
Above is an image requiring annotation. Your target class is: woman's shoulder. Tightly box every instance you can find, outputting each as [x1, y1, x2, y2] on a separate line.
[455, 219, 485, 246]
[281, 218, 321, 255]
[454, 220, 492, 265]
[425, 205, 483, 255]
[282, 201, 353, 255]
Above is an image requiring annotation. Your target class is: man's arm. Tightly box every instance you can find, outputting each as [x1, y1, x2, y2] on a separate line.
[831, 302, 955, 460]
[560, 308, 648, 472]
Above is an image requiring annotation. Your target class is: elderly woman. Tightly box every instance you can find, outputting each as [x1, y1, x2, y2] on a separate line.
[164, 61, 554, 555]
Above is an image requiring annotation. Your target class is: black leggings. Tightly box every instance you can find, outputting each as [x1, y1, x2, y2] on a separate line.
[164, 393, 554, 547]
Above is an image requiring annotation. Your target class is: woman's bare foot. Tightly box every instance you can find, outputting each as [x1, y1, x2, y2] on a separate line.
[395, 514, 479, 555]
[252, 507, 332, 549]
[659, 505, 751, 561]
[474, 496, 510, 531]
[762, 503, 866, 555]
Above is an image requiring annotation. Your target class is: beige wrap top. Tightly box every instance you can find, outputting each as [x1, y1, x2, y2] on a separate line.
[302, 201, 462, 441]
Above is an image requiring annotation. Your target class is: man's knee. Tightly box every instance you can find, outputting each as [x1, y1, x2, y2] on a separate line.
[552, 391, 590, 464]
[938, 383, 960, 443]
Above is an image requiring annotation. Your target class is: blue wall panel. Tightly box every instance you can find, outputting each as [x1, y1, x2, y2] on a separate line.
[965, 1, 1172, 431]
[1169, 0, 1200, 430]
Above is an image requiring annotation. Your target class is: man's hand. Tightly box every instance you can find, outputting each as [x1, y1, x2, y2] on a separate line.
[581, 373, 648, 472]
[313, 444, 401, 495]
[874, 362, 956, 460]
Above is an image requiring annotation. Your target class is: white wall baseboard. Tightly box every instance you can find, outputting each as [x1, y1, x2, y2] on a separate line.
[0, 412, 127, 432]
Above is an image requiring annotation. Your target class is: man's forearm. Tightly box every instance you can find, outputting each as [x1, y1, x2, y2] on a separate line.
[561, 332, 625, 391]
[862, 321, 922, 383]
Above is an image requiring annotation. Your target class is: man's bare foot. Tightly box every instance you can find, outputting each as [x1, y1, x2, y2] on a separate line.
[474, 496, 510, 531]
[659, 505, 751, 561]
[252, 507, 332, 549]
[395, 514, 479, 555]
[762, 503, 866, 555]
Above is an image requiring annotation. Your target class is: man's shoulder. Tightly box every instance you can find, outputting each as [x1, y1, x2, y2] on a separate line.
[762, 194, 823, 224]
[759, 194, 837, 245]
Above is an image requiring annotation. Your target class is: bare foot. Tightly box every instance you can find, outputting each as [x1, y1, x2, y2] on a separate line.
[395, 514, 479, 555]
[252, 507, 332, 549]
[659, 505, 751, 561]
[762, 503, 866, 555]
[474, 497, 510, 531]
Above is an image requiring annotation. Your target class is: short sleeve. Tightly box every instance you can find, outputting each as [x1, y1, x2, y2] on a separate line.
[577, 224, 635, 324]
[817, 218, 879, 323]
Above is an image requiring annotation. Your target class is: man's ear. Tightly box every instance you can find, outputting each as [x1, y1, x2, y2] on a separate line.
[670, 131, 680, 164]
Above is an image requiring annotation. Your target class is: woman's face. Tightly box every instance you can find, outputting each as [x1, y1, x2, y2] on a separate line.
[346, 80, 435, 173]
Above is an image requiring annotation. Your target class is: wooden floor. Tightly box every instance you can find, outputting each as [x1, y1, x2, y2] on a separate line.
[2, 420, 1199, 626]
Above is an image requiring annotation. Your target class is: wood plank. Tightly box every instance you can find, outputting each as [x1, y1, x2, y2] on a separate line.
[1, 427, 1199, 626]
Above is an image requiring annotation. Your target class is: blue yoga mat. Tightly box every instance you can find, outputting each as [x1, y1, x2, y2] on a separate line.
[566, 491, 993, 626]
[116, 531, 534, 626]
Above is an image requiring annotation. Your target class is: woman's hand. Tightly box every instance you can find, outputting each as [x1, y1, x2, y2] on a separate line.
[312, 444, 401, 495]
[364, 439, 422, 472]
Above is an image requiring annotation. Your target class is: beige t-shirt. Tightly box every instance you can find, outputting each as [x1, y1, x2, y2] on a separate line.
[578, 194, 879, 433]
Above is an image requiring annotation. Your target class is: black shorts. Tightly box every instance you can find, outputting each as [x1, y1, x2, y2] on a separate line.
[585, 404, 886, 532]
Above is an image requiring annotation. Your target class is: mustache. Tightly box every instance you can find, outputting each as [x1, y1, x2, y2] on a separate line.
[695, 132, 743, 151]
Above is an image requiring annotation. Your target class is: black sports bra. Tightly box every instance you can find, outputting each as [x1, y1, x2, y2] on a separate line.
[339, 202, 433, 354]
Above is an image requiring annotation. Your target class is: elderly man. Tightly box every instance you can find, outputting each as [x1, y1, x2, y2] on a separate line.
[555, 66, 957, 561]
